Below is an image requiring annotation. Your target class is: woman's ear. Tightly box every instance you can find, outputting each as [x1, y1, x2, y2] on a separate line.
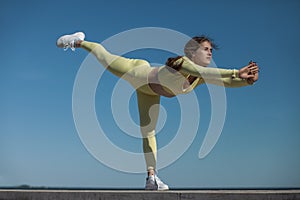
[190, 50, 196, 57]
[189, 52, 196, 62]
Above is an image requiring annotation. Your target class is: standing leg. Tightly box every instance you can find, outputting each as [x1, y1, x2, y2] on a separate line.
[137, 91, 169, 191]
[136, 90, 160, 171]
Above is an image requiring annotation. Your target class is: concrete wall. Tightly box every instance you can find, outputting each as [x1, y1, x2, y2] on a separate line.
[0, 189, 300, 200]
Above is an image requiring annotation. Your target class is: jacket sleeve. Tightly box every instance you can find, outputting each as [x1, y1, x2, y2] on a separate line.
[177, 56, 239, 79]
[203, 77, 251, 87]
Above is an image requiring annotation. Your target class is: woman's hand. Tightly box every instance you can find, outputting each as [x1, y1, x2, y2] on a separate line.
[238, 61, 259, 84]
[247, 70, 259, 84]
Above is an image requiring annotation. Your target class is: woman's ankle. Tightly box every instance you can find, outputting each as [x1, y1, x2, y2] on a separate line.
[147, 167, 155, 176]
[75, 40, 83, 48]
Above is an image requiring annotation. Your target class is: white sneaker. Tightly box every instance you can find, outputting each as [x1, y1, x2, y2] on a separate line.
[145, 175, 169, 191]
[56, 32, 85, 51]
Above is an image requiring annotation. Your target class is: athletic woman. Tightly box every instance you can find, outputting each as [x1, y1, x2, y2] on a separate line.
[56, 32, 259, 190]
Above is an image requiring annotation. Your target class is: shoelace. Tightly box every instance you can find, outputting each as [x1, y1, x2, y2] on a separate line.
[63, 40, 76, 51]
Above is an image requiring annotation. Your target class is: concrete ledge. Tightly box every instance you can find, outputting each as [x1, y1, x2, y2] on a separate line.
[0, 189, 300, 200]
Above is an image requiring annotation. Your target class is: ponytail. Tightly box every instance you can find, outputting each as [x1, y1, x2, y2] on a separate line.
[165, 56, 184, 71]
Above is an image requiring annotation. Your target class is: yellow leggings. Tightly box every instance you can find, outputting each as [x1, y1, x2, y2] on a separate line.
[81, 41, 160, 170]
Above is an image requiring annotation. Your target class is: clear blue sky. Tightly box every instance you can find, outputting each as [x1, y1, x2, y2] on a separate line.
[1, 0, 300, 189]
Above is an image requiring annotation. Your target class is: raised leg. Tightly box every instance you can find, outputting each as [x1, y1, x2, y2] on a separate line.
[80, 41, 151, 79]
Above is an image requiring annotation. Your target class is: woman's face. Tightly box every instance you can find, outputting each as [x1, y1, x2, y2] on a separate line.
[191, 41, 212, 67]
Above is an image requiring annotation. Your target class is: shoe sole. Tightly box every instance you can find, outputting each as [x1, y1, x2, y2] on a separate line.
[158, 187, 169, 191]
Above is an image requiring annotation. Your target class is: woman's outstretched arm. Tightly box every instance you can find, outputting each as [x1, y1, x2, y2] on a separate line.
[174, 56, 258, 80]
